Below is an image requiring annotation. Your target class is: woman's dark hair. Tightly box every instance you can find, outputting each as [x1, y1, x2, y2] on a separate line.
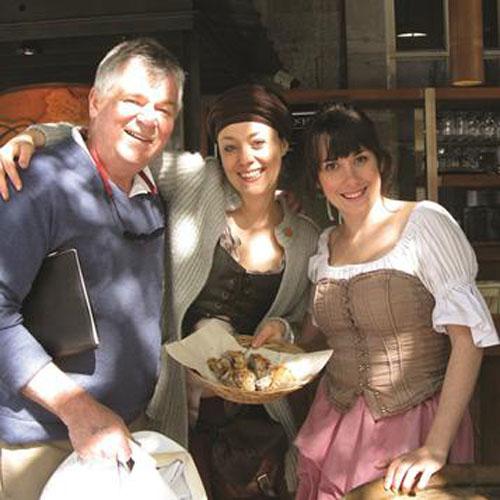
[304, 102, 394, 194]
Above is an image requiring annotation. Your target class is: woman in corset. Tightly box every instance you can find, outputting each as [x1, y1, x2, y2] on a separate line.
[294, 102, 499, 499]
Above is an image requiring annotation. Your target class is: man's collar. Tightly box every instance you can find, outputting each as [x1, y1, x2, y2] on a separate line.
[129, 167, 157, 197]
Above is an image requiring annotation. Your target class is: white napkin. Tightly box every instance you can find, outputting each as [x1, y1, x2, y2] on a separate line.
[40, 441, 176, 500]
[40, 431, 205, 500]
[158, 459, 191, 500]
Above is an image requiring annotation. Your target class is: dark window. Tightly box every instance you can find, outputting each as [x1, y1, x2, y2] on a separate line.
[483, 0, 498, 48]
[396, 0, 445, 51]
[396, 0, 499, 51]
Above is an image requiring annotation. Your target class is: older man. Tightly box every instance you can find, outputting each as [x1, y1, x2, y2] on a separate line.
[0, 38, 184, 500]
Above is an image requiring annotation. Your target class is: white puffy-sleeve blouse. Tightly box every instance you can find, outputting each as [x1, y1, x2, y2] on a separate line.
[308, 200, 499, 348]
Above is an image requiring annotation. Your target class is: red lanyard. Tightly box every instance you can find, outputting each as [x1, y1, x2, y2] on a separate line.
[88, 147, 157, 197]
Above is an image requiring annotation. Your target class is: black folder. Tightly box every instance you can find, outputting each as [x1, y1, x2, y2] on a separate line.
[22, 248, 99, 358]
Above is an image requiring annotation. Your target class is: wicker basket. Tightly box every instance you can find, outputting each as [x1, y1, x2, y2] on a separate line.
[189, 335, 307, 404]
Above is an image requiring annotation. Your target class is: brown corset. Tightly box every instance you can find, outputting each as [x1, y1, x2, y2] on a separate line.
[313, 269, 450, 420]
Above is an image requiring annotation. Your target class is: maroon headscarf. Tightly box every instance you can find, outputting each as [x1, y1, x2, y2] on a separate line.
[206, 84, 292, 143]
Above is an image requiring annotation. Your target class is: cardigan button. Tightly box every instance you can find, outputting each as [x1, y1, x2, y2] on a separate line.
[284, 226, 293, 237]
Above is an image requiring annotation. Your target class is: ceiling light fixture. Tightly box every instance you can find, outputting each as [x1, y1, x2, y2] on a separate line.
[397, 32, 427, 38]
[16, 44, 38, 56]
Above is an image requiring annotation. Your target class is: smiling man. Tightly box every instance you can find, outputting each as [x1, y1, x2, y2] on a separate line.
[0, 38, 184, 500]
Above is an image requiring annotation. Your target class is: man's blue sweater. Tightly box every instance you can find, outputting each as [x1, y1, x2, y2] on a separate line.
[0, 137, 165, 444]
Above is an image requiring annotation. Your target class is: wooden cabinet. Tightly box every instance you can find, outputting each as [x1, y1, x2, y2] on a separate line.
[478, 314, 500, 464]
[422, 87, 500, 286]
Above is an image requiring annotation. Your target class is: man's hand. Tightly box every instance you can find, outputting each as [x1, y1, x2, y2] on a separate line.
[61, 391, 132, 463]
[252, 319, 286, 348]
[0, 131, 39, 201]
[22, 362, 132, 463]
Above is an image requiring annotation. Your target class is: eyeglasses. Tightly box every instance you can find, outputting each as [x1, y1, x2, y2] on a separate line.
[122, 227, 165, 241]
[108, 195, 165, 241]
[90, 147, 165, 242]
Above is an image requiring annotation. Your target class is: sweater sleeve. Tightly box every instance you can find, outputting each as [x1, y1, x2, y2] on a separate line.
[154, 151, 214, 201]
[261, 212, 320, 342]
[27, 122, 73, 146]
[0, 166, 54, 393]
[414, 202, 499, 348]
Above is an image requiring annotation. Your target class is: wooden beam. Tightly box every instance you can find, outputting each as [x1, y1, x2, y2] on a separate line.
[284, 88, 424, 106]
[0, 12, 194, 41]
[435, 87, 500, 101]
[439, 173, 500, 189]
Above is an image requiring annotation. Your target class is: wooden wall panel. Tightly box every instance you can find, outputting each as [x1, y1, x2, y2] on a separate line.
[479, 346, 500, 463]
[0, 84, 89, 145]
[0, 0, 193, 22]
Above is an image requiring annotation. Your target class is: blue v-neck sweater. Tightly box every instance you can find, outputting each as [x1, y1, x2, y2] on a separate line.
[0, 138, 164, 444]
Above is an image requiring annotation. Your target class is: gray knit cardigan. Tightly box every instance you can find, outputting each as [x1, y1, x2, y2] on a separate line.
[147, 151, 319, 449]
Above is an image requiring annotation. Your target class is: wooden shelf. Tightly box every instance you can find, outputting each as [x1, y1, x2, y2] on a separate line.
[438, 137, 500, 147]
[284, 88, 424, 106]
[485, 345, 500, 357]
[435, 87, 500, 102]
[435, 87, 500, 110]
[438, 173, 500, 189]
[473, 242, 500, 263]
[474, 241, 500, 248]
[484, 315, 500, 358]
[484, 314, 500, 357]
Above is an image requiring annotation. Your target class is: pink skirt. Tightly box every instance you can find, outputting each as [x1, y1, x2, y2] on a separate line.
[295, 378, 474, 500]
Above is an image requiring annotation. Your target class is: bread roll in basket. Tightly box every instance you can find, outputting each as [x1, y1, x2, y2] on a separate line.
[189, 335, 306, 404]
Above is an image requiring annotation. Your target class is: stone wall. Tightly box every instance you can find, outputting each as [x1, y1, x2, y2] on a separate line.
[253, 0, 343, 88]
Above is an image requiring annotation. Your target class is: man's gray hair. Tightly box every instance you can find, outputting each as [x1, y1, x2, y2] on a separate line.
[93, 37, 185, 112]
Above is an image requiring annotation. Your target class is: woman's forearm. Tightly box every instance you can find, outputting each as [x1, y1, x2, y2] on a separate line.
[27, 122, 73, 147]
[384, 324, 483, 493]
[424, 324, 483, 458]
